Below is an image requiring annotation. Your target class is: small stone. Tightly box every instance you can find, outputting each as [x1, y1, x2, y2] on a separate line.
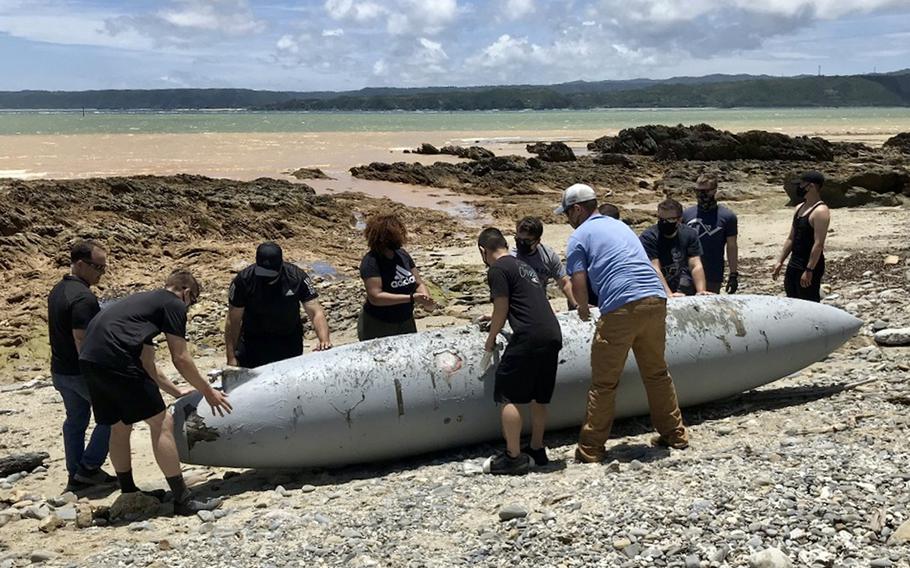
[613, 538, 632, 549]
[605, 460, 622, 473]
[685, 554, 700, 568]
[158, 540, 172, 551]
[788, 527, 805, 540]
[75, 504, 93, 528]
[750, 547, 793, 568]
[629, 459, 644, 470]
[38, 514, 63, 533]
[128, 520, 152, 531]
[884, 255, 900, 265]
[874, 328, 910, 347]
[197, 522, 214, 534]
[23, 505, 51, 520]
[197, 510, 214, 522]
[498, 503, 528, 521]
[623, 543, 642, 558]
[869, 560, 892, 568]
[55, 505, 77, 522]
[716, 425, 735, 435]
[300, 484, 316, 493]
[871, 320, 889, 332]
[341, 528, 362, 539]
[274, 485, 289, 496]
[461, 461, 484, 476]
[30, 550, 55, 563]
[888, 519, 910, 544]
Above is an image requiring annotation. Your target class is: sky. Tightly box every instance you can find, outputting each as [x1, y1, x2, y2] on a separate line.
[0, 0, 909, 92]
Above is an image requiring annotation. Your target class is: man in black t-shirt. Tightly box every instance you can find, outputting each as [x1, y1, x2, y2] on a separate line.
[225, 242, 332, 368]
[640, 198, 708, 296]
[478, 228, 562, 476]
[80, 269, 232, 515]
[47, 240, 116, 492]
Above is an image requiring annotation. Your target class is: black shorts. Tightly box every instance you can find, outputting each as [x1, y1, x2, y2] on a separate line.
[80, 360, 166, 425]
[784, 261, 824, 303]
[494, 340, 561, 405]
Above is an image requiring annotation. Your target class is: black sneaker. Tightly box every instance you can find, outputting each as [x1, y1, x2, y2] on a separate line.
[174, 494, 222, 516]
[522, 446, 549, 467]
[482, 452, 530, 476]
[65, 478, 93, 493]
[73, 467, 117, 486]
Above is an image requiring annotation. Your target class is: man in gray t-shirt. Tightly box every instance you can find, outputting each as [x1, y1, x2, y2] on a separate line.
[511, 217, 577, 309]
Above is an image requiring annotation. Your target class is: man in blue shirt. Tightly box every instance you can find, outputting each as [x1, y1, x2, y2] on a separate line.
[682, 174, 739, 294]
[558, 183, 688, 462]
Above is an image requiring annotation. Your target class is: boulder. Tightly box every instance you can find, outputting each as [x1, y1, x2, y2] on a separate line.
[783, 172, 906, 208]
[846, 168, 910, 195]
[413, 143, 440, 155]
[109, 492, 162, 522]
[526, 142, 576, 162]
[883, 132, 910, 153]
[439, 145, 495, 160]
[288, 167, 332, 180]
[588, 124, 835, 162]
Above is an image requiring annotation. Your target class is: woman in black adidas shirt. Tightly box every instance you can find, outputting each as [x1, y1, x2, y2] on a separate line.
[358, 214, 434, 341]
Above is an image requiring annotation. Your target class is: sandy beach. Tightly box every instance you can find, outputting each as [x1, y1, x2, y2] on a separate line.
[1, 119, 909, 566]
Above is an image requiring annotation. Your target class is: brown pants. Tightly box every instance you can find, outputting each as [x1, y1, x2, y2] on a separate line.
[577, 296, 688, 461]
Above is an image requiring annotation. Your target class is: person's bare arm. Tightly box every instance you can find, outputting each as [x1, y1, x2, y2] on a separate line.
[224, 306, 243, 366]
[570, 271, 590, 320]
[651, 259, 678, 297]
[166, 334, 232, 416]
[773, 214, 797, 279]
[726, 235, 739, 275]
[72, 329, 86, 353]
[411, 267, 435, 310]
[485, 296, 509, 352]
[802, 206, 831, 287]
[140, 343, 186, 398]
[558, 275, 578, 309]
[689, 256, 709, 294]
[303, 300, 332, 351]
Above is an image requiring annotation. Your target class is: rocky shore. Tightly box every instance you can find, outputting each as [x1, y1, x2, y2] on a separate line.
[0, 125, 908, 567]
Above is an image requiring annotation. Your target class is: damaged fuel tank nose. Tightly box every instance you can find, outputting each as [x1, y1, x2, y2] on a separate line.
[182, 403, 220, 451]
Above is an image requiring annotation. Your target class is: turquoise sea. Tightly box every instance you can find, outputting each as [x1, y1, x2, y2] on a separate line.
[1, 107, 909, 136]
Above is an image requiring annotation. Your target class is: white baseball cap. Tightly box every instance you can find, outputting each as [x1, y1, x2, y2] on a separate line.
[554, 183, 597, 214]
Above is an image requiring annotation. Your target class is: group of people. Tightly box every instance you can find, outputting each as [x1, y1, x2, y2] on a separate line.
[46, 169, 832, 501]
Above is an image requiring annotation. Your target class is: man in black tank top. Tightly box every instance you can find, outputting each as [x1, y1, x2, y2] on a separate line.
[772, 171, 831, 302]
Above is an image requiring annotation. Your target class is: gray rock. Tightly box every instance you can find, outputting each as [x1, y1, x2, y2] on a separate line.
[869, 560, 892, 568]
[872, 320, 889, 332]
[30, 551, 55, 563]
[750, 547, 793, 568]
[685, 554, 700, 568]
[300, 484, 316, 493]
[875, 328, 910, 346]
[197, 510, 214, 522]
[55, 505, 77, 523]
[22, 505, 51, 520]
[498, 503, 528, 522]
[128, 521, 153, 531]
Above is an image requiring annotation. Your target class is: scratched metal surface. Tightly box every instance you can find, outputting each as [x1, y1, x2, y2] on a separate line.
[173, 295, 861, 468]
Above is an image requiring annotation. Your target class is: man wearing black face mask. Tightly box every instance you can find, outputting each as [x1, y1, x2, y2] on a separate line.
[512, 217, 577, 310]
[640, 199, 708, 296]
[772, 171, 830, 302]
[225, 242, 332, 368]
[682, 174, 739, 294]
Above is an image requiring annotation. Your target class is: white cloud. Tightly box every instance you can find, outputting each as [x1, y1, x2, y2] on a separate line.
[502, 0, 535, 20]
[324, 0, 385, 22]
[325, 0, 459, 36]
[470, 34, 547, 68]
[156, 0, 265, 35]
[322, 28, 344, 37]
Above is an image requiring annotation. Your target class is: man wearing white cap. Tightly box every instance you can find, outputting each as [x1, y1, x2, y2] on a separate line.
[557, 184, 689, 462]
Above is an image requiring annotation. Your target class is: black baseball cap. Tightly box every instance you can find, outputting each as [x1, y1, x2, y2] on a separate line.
[255, 242, 283, 277]
[800, 171, 825, 187]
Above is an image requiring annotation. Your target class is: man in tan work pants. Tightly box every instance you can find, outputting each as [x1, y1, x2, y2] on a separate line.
[558, 183, 688, 463]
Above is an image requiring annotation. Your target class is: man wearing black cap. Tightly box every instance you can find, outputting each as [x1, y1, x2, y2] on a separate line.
[225, 242, 332, 368]
[772, 171, 831, 302]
